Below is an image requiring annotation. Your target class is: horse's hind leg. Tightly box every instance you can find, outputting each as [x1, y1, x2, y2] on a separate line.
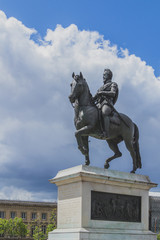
[81, 136, 90, 166]
[104, 140, 122, 169]
[124, 138, 137, 173]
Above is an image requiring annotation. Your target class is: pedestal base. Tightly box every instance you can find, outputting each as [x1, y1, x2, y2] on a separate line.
[48, 165, 157, 240]
[49, 228, 156, 240]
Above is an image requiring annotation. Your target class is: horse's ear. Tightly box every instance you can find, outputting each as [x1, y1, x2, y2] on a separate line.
[80, 72, 83, 79]
[72, 72, 75, 79]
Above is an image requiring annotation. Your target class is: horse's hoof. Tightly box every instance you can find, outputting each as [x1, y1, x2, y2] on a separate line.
[104, 162, 110, 169]
[130, 170, 135, 174]
[85, 160, 90, 166]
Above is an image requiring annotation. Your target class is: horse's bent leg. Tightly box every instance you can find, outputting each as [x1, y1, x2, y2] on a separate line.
[133, 124, 142, 169]
[104, 140, 122, 169]
[124, 139, 137, 173]
[75, 125, 93, 155]
[81, 136, 90, 166]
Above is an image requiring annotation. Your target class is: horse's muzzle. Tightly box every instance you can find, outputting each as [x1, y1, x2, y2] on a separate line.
[68, 94, 75, 103]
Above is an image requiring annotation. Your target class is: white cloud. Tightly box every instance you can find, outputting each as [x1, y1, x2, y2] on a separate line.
[0, 186, 55, 202]
[0, 186, 32, 201]
[0, 10, 159, 200]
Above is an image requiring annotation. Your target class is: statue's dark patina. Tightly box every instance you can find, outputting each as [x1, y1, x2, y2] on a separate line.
[68, 71, 141, 173]
[93, 69, 119, 138]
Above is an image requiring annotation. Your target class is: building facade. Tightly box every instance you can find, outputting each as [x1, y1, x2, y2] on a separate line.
[149, 193, 160, 233]
[0, 199, 57, 237]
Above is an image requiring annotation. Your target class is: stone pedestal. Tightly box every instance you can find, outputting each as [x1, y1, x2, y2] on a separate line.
[48, 165, 157, 240]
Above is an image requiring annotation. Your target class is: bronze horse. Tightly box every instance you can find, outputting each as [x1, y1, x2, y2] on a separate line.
[69, 72, 142, 173]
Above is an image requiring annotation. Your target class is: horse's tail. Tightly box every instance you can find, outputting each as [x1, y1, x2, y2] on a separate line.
[133, 123, 142, 169]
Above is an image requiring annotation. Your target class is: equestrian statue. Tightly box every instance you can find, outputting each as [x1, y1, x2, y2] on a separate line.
[68, 69, 142, 173]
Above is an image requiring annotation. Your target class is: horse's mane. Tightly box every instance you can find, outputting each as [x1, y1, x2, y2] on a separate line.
[83, 78, 95, 105]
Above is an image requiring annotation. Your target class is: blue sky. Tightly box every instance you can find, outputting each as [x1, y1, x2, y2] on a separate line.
[0, 0, 159, 201]
[1, 0, 160, 76]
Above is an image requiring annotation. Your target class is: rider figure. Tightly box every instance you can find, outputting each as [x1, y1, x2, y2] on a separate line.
[93, 69, 118, 138]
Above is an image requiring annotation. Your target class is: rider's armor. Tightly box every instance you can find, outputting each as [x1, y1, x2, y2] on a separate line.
[94, 80, 119, 137]
[96, 81, 118, 109]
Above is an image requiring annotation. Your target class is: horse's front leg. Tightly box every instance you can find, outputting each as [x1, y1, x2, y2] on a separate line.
[81, 136, 90, 166]
[75, 125, 93, 155]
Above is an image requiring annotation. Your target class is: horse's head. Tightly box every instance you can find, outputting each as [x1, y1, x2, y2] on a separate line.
[69, 72, 85, 103]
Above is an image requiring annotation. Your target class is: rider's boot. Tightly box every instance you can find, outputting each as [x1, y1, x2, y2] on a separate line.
[103, 116, 110, 138]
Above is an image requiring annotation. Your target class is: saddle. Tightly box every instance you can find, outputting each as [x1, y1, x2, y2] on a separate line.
[98, 109, 121, 134]
[110, 112, 121, 126]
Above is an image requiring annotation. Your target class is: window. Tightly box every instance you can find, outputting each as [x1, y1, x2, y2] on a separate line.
[10, 212, 16, 219]
[42, 213, 47, 220]
[31, 213, 37, 220]
[42, 225, 46, 235]
[31, 226, 35, 237]
[21, 212, 26, 220]
[0, 211, 5, 219]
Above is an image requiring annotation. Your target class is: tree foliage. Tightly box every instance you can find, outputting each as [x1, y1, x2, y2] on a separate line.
[0, 208, 57, 240]
[31, 209, 57, 240]
[32, 226, 46, 240]
[0, 217, 28, 238]
[47, 208, 57, 233]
